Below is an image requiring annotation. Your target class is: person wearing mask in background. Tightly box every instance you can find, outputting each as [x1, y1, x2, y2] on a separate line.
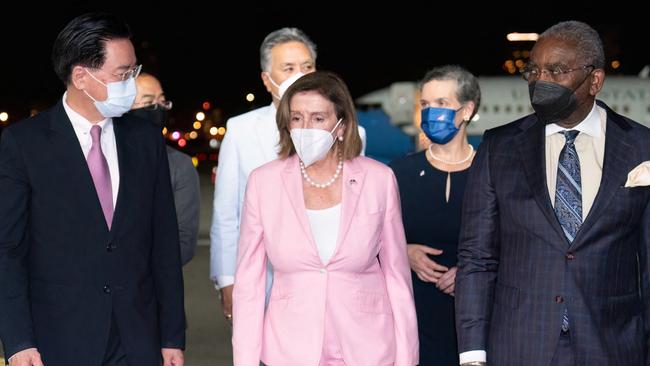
[232, 71, 417, 366]
[129, 72, 200, 266]
[210, 26, 366, 322]
[455, 20, 650, 366]
[0, 13, 185, 366]
[389, 65, 480, 366]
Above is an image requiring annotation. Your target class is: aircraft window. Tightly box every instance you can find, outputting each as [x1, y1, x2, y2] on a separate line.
[517, 105, 524, 113]
[494, 105, 500, 113]
[612, 105, 618, 112]
[482, 105, 489, 113]
[505, 105, 512, 113]
[623, 105, 630, 114]
[528, 106, 534, 113]
[647, 105, 650, 114]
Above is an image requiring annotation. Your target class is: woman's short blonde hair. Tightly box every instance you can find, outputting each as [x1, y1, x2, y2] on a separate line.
[276, 71, 363, 160]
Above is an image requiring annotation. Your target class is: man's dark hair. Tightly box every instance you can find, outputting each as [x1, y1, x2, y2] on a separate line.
[51, 12, 132, 85]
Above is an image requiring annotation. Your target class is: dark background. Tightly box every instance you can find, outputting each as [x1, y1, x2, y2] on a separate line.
[0, 1, 646, 127]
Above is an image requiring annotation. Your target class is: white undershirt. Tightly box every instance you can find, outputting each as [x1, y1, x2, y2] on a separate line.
[306, 204, 341, 265]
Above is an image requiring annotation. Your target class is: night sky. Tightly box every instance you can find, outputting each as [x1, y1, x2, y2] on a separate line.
[1, 1, 646, 127]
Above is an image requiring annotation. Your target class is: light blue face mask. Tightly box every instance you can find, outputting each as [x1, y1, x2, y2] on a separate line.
[84, 69, 137, 118]
[420, 106, 465, 145]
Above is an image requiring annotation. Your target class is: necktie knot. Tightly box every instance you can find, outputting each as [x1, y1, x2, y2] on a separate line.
[91, 125, 102, 144]
[563, 130, 579, 145]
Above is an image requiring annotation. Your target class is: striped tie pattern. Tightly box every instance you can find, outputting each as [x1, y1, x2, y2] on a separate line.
[554, 130, 581, 332]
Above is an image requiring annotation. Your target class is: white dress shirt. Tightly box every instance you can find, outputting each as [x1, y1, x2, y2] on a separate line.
[306, 204, 341, 265]
[63, 93, 120, 206]
[459, 102, 606, 365]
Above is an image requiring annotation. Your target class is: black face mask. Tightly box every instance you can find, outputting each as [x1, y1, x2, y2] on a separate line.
[528, 81, 579, 125]
[127, 107, 168, 127]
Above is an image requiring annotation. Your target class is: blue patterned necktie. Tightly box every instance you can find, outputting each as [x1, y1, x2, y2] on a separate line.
[554, 130, 581, 332]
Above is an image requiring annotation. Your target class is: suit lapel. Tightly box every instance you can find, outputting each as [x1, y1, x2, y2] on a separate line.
[281, 156, 319, 254]
[516, 116, 567, 249]
[254, 105, 280, 162]
[571, 105, 633, 250]
[47, 102, 109, 231]
[331, 158, 365, 262]
[110, 117, 137, 232]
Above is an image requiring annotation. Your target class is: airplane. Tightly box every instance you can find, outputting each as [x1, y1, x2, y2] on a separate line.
[356, 72, 650, 149]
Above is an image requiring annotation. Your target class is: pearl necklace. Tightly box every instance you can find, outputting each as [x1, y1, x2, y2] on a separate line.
[427, 144, 474, 165]
[300, 155, 343, 188]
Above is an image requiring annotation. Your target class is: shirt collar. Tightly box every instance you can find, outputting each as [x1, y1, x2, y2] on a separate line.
[62, 92, 112, 138]
[545, 102, 600, 138]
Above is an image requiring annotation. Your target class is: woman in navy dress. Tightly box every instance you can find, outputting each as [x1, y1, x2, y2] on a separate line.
[390, 65, 481, 366]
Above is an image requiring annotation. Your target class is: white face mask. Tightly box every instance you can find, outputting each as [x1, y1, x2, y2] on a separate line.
[268, 72, 305, 101]
[291, 118, 342, 167]
[83, 69, 137, 118]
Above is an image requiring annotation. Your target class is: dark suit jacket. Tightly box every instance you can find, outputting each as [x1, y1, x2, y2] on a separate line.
[0, 101, 186, 365]
[456, 101, 650, 366]
[166, 146, 200, 266]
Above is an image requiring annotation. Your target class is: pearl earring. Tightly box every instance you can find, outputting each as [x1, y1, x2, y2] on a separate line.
[338, 136, 344, 142]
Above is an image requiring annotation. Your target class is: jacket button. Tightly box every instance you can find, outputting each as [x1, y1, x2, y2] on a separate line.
[555, 295, 564, 303]
[320, 268, 327, 274]
[103, 285, 111, 294]
[565, 252, 575, 260]
[106, 242, 116, 252]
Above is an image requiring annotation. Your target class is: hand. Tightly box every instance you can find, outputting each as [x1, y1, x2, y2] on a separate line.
[219, 284, 234, 322]
[8, 348, 43, 366]
[436, 266, 457, 296]
[162, 348, 184, 366]
[407, 244, 448, 283]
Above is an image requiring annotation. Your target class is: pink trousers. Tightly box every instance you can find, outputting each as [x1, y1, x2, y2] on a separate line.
[318, 308, 346, 366]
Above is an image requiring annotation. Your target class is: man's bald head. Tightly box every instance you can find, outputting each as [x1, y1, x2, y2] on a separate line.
[133, 72, 165, 109]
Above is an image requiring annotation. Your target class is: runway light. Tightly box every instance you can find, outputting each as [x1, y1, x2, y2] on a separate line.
[189, 131, 198, 139]
[0, 112, 8, 122]
[193, 121, 202, 130]
[196, 112, 205, 121]
[171, 131, 181, 140]
[611, 60, 621, 69]
[191, 156, 199, 167]
[202, 101, 211, 110]
[162, 127, 168, 135]
[246, 93, 255, 102]
[217, 127, 226, 135]
[209, 138, 219, 149]
[209, 127, 218, 136]
[507, 32, 539, 42]
[178, 138, 187, 147]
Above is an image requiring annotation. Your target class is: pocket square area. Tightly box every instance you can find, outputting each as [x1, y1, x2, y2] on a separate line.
[625, 161, 650, 187]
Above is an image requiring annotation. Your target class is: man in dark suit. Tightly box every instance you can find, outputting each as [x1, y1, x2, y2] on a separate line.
[455, 21, 650, 366]
[129, 72, 200, 266]
[0, 13, 185, 366]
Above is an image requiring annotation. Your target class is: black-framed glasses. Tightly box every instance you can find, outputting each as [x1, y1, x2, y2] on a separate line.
[520, 64, 594, 82]
[134, 100, 173, 110]
[112, 64, 142, 81]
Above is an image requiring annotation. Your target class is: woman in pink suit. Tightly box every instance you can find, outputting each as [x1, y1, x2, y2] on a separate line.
[232, 71, 419, 366]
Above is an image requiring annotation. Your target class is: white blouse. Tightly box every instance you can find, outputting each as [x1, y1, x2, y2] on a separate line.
[306, 204, 341, 265]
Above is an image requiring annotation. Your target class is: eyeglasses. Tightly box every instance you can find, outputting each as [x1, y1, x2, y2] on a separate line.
[134, 100, 173, 110]
[112, 64, 142, 81]
[520, 64, 594, 82]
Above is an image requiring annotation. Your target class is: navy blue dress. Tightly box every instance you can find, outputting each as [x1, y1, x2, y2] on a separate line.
[390, 150, 469, 366]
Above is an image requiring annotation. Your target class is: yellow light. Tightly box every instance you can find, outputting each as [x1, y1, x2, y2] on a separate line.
[506, 32, 539, 42]
[162, 127, 168, 135]
[193, 121, 201, 129]
[515, 59, 525, 68]
[191, 156, 199, 167]
[0, 112, 8, 122]
[611, 60, 621, 69]
[246, 93, 255, 102]
[189, 131, 198, 139]
[217, 127, 226, 135]
[196, 112, 205, 121]
[209, 126, 218, 136]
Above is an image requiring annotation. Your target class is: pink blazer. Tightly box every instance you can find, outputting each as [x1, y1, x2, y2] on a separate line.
[232, 155, 418, 366]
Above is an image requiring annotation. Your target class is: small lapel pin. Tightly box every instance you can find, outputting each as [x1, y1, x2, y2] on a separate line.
[419, 170, 425, 176]
[349, 179, 357, 185]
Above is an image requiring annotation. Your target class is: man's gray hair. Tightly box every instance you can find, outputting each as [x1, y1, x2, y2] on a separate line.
[260, 27, 317, 72]
[540, 20, 605, 69]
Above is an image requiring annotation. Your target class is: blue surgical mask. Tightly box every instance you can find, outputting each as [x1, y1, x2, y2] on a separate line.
[83, 69, 137, 118]
[420, 106, 464, 145]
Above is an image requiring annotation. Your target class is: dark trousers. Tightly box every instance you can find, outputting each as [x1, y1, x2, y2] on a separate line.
[103, 317, 129, 366]
[550, 330, 575, 366]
